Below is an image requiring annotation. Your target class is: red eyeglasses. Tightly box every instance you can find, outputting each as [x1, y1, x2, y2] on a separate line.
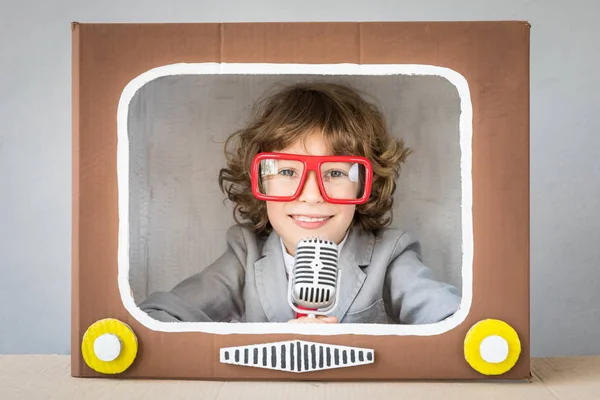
[251, 152, 373, 204]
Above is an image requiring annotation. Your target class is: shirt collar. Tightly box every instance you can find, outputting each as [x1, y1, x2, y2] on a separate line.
[281, 230, 350, 275]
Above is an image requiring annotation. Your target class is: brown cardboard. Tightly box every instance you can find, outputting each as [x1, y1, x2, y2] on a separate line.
[72, 22, 530, 380]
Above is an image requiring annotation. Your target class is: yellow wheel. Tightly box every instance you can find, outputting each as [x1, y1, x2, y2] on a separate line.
[81, 318, 138, 374]
[464, 319, 521, 375]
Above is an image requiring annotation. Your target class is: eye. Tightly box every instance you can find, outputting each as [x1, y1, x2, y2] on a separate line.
[325, 169, 347, 178]
[278, 168, 297, 177]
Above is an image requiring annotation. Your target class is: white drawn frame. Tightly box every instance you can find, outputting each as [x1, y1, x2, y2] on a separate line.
[116, 62, 473, 336]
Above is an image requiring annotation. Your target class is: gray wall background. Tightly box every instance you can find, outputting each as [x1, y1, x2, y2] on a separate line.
[127, 74, 462, 304]
[0, 0, 598, 357]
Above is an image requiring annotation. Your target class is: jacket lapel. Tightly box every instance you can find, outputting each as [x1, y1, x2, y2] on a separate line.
[254, 230, 296, 322]
[330, 226, 373, 322]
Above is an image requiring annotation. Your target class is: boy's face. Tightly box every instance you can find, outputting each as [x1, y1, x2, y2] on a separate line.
[266, 132, 356, 255]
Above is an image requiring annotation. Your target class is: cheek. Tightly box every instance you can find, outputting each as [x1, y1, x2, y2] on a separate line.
[336, 205, 356, 224]
[266, 202, 287, 227]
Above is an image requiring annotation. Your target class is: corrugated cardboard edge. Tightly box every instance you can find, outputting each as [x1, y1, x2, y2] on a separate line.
[71, 21, 82, 376]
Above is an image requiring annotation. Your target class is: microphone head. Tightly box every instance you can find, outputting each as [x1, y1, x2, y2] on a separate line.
[291, 237, 339, 310]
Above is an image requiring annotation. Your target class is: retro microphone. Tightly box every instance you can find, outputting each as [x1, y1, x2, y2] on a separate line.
[287, 237, 342, 318]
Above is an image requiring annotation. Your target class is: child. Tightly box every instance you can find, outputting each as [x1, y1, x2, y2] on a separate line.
[138, 81, 461, 324]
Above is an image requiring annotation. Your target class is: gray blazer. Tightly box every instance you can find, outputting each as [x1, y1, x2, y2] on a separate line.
[138, 224, 461, 324]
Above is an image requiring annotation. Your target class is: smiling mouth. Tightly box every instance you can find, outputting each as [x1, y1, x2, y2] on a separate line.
[289, 214, 333, 222]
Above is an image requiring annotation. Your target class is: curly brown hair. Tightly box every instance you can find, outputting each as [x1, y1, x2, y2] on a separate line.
[218, 81, 411, 234]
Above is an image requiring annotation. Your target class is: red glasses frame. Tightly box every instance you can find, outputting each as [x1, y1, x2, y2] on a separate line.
[251, 152, 373, 204]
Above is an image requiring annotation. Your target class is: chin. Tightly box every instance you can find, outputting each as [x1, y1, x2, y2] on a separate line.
[296, 226, 340, 240]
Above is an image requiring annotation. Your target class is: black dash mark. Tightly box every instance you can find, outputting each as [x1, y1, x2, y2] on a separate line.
[358, 351, 364, 362]
[342, 350, 347, 364]
[320, 257, 337, 265]
[334, 348, 339, 365]
[304, 345, 309, 371]
[319, 270, 336, 278]
[271, 346, 277, 368]
[317, 279, 336, 286]
[297, 341, 302, 372]
[319, 346, 324, 368]
[297, 246, 316, 252]
[367, 352, 373, 361]
[244, 348, 248, 364]
[311, 344, 316, 369]
[235, 350, 239, 362]
[254, 348, 258, 364]
[263, 347, 267, 366]
[320, 274, 337, 282]
[350, 350, 355, 363]
[291, 343, 295, 371]
[224, 351, 229, 361]
[281, 345, 286, 369]
[326, 347, 331, 366]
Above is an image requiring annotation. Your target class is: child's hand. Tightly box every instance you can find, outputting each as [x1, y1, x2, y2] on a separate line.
[287, 316, 339, 324]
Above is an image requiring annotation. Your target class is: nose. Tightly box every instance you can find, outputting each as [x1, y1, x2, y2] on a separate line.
[298, 170, 324, 204]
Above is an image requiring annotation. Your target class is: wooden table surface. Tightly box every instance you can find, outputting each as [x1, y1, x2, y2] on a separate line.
[2, 355, 600, 399]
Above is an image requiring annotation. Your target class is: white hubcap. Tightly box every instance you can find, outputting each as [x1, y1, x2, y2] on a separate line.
[479, 335, 509, 363]
[93, 333, 122, 362]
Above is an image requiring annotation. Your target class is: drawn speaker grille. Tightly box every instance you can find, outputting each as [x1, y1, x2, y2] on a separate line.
[220, 340, 374, 373]
[293, 238, 339, 309]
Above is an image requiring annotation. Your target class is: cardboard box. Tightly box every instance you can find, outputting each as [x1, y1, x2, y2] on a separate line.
[72, 22, 530, 380]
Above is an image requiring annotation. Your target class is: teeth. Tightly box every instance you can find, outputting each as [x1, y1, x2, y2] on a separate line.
[293, 215, 329, 222]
